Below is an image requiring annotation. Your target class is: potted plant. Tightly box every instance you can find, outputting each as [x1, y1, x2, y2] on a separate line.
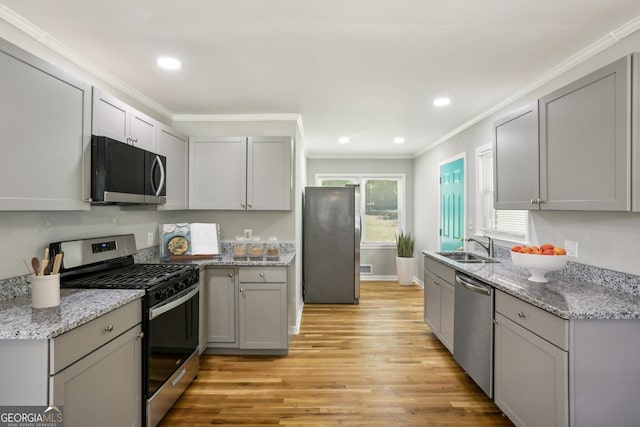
[396, 231, 415, 285]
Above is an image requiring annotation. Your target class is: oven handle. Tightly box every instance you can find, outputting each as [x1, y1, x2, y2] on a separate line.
[149, 285, 199, 320]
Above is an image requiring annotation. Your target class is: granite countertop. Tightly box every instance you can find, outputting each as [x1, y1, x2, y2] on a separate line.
[150, 252, 296, 268]
[0, 289, 144, 340]
[423, 250, 640, 320]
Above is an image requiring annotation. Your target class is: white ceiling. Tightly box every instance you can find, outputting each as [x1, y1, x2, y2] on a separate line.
[2, 0, 640, 157]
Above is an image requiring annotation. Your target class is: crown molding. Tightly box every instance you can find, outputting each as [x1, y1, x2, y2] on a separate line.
[414, 14, 640, 157]
[172, 113, 301, 122]
[0, 5, 173, 120]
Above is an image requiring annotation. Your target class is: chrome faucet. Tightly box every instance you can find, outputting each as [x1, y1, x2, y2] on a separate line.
[464, 236, 494, 258]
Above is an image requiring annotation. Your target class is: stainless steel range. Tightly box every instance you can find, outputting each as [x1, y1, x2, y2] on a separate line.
[49, 234, 199, 427]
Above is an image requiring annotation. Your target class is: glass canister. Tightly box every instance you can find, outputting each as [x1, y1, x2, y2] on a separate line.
[249, 237, 264, 260]
[233, 236, 248, 260]
[266, 236, 280, 260]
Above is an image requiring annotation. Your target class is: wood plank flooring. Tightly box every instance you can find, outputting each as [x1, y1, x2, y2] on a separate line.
[159, 281, 513, 426]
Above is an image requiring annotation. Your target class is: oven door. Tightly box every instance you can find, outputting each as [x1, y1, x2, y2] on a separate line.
[147, 283, 199, 397]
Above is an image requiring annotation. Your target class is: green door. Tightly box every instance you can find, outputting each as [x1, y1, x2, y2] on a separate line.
[440, 157, 464, 251]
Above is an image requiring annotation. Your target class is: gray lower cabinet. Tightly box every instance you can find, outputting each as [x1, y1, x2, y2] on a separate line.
[92, 88, 158, 152]
[157, 124, 189, 210]
[203, 266, 289, 355]
[0, 38, 91, 211]
[189, 136, 292, 211]
[494, 55, 633, 211]
[0, 300, 142, 426]
[204, 267, 238, 348]
[494, 291, 568, 427]
[423, 257, 455, 353]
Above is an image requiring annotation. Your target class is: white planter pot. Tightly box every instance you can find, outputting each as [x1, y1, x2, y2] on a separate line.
[396, 256, 415, 285]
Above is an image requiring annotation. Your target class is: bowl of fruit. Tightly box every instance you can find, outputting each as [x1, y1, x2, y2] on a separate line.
[510, 244, 568, 283]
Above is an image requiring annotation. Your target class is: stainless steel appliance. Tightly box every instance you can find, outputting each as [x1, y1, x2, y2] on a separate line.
[91, 135, 167, 204]
[303, 185, 360, 304]
[49, 234, 199, 427]
[453, 273, 494, 397]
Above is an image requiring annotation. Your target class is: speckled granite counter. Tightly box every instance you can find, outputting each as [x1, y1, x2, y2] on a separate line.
[152, 251, 295, 268]
[424, 250, 640, 320]
[0, 289, 144, 339]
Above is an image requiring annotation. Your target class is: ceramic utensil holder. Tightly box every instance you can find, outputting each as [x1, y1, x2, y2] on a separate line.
[30, 273, 60, 308]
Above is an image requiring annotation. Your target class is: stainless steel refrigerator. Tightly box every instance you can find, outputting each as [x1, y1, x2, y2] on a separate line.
[303, 185, 360, 304]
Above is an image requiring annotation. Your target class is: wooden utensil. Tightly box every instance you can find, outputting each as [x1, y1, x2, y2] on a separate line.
[52, 253, 63, 275]
[38, 258, 48, 276]
[31, 257, 40, 276]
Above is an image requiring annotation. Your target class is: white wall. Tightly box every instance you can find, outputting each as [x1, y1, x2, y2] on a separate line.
[414, 29, 640, 277]
[307, 158, 414, 277]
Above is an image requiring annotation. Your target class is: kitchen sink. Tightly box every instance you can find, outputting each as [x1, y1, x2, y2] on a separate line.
[436, 252, 500, 264]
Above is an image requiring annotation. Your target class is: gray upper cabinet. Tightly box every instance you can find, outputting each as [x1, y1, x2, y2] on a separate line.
[494, 55, 632, 211]
[539, 55, 630, 211]
[493, 103, 539, 210]
[189, 136, 292, 211]
[0, 39, 91, 211]
[189, 137, 247, 210]
[157, 124, 189, 210]
[92, 88, 158, 152]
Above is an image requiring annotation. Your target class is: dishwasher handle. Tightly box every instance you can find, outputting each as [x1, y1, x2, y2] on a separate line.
[456, 274, 492, 296]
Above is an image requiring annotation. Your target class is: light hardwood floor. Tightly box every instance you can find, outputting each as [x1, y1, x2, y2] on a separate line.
[159, 281, 513, 426]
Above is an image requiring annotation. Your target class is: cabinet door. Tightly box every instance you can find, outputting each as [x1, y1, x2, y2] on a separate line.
[423, 273, 441, 334]
[239, 282, 288, 349]
[157, 124, 189, 210]
[0, 39, 91, 211]
[130, 109, 157, 152]
[205, 268, 238, 346]
[189, 137, 247, 209]
[247, 137, 292, 211]
[439, 280, 455, 353]
[539, 56, 630, 211]
[50, 325, 142, 427]
[92, 88, 130, 143]
[493, 103, 540, 210]
[494, 313, 568, 427]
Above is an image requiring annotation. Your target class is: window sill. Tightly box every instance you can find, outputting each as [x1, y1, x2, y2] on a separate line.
[361, 243, 397, 250]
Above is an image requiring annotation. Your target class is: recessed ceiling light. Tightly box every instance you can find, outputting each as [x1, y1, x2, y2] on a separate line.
[433, 97, 451, 107]
[157, 57, 182, 70]
[393, 137, 405, 144]
[338, 137, 350, 144]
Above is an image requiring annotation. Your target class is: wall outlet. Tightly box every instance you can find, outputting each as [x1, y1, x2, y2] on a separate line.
[147, 232, 154, 246]
[564, 240, 578, 258]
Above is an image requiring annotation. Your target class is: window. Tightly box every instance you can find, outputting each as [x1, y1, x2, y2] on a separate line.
[316, 174, 405, 246]
[476, 145, 528, 242]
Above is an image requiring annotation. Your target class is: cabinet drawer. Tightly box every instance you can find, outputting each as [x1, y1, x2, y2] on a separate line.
[50, 300, 142, 374]
[239, 267, 286, 283]
[424, 257, 456, 284]
[495, 290, 568, 350]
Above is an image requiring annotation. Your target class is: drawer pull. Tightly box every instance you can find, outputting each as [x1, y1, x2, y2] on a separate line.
[137, 332, 145, 339]
[105, 325, 114, 332]
[240, 288, 245, 293]
[518, 311, 526, 318]
[260, 272, 265, 278]
[229, 273, 233, 277]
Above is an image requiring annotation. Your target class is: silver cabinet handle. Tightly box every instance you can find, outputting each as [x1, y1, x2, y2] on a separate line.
[260, 272, 265, 277]
[518, 311, 526, 318]
[248, 202, 252, 208]
[537, 198, 544, 204]
[105, 325, 114, 332]
[137, 332, 145, 339]
[240, 288, 245, 293]
[241, 202, 245, 208]
[229, 273, 234, 277]
[530, 198, 537, 204]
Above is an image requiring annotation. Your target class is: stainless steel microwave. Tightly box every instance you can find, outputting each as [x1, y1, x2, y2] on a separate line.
[90, 135, 166, 205]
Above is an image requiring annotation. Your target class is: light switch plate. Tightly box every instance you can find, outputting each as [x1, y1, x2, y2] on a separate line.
[564, 240, 578, 258]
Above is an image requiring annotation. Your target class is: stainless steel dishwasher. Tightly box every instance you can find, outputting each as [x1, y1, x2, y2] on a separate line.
[453, 273, 494, 398]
